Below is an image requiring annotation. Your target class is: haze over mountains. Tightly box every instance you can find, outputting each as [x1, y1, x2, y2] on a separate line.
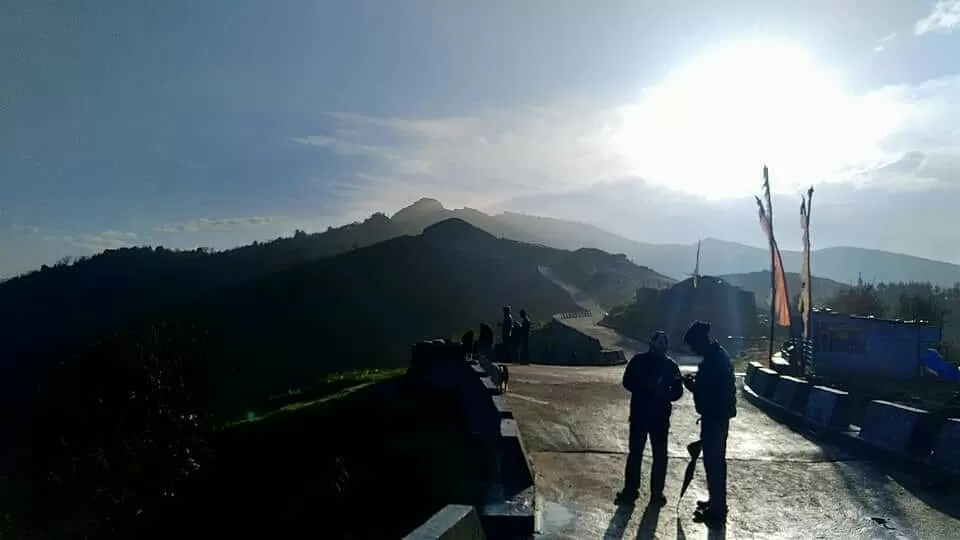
[388, 198, 960, 286]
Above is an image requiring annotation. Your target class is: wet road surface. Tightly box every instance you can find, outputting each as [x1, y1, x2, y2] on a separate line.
[508, 364, 960, 539]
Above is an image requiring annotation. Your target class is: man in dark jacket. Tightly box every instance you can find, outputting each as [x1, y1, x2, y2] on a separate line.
[682, 320, 736, 526]
[499, 306, 514, 346]
[518, 309, 531, 364]
[615, 330, 684, 506]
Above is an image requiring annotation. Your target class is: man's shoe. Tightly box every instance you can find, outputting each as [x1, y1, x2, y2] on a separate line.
[650, 493, 667, 507]
[614, 490, 638, 505]
[693, 506, 727, 527]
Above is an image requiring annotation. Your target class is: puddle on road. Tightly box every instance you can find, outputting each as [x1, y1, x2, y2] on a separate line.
[536, 500, 575, 535]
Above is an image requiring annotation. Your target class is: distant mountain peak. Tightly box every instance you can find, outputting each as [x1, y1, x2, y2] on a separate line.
[392, 197, 446, 220]
[420, 218, 497, 245]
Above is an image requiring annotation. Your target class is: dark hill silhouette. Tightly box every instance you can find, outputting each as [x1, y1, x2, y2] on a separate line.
[1, 218, 673, 418]
[0, 209, 670, 379]
[419, 217, 500, 248]
[188, 227, 583, 416]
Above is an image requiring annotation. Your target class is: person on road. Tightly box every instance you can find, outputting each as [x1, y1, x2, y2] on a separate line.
[498, 306, 514, 362]
[682, 320, 736, 526]
[615, 330, 684, 506]
[499, 306, 514, 346]
[478, 323, 494, 356]
[518, 309, 532, 364]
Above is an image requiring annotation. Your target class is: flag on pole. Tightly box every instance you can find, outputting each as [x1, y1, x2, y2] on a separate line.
[799, 187, 814, 339]
[693, 240, 701, 289]
[755, 195, 792, 327]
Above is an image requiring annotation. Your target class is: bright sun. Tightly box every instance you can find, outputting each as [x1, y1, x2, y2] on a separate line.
[607, 39, 908, 200]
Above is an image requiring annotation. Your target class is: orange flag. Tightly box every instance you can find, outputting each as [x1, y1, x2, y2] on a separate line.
[756, 196, 792, 327]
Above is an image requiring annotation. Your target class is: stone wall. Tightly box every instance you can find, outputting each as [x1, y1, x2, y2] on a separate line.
[406, 339, 535, 539]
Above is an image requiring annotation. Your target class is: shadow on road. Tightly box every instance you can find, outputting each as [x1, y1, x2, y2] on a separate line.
[635, 503, 662, 539]
[603, 504, 635, 539]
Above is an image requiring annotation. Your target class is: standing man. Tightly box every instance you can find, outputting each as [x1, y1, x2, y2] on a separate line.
[615, 330, 684, 506]
[499, 306, 514, 361]
[682, 320, 736, 527]
[518, 309, 532, 364]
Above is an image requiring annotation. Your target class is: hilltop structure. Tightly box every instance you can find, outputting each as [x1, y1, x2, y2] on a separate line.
[634, 276, 761, 345]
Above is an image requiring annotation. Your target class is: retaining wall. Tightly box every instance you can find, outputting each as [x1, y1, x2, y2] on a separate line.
[931, 418, 960, 473]
[745, 361, 763, 390]
[805, 385, 853, 431]
[752, 367, 780, 399]
[743, 375, 960, 485]
[859, 400, 939, 458]
[772, 375, 811, 414]
[406, 340, 535, 539]
[403, 505, 486, 540]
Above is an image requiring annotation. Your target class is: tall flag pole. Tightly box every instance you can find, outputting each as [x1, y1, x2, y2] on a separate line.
[756, 165, 792, 367]
[799, 186, 815, 341]
[798, 186, 815, 376]
[693, 240, 701, 289]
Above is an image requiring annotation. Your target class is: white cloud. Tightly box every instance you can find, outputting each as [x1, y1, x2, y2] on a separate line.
[915, 0, 960, 35]
[75, 230, 139, 251]
[155, 216, 277, 233]
[294, 68, 960, 214]
[11, 224, 39, 233]
[874, 32, 897, 51]
[42, 229, 140, 252]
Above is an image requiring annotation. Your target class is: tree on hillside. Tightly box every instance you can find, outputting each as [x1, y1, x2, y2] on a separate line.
[8, 320, 213, 538]
[825, 283, 886, 317]
[898, 292, 950, 330]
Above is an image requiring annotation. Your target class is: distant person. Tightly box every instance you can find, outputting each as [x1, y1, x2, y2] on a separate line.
[518, 309, 532, 364]
[499, 306, 514, 347]
[498, 364, 510, 393]
[461, 329, 475, 359]
[615, 330, 683, 506]
[478, 323, 494, 356]
[511, 320, 522, 363]
[682, 320, 736, 527]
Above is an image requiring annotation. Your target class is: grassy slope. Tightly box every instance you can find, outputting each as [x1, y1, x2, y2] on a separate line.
[164, 372, 484, 539]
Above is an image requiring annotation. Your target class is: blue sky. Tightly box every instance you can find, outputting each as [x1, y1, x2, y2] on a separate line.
[3, 0, 960, 277]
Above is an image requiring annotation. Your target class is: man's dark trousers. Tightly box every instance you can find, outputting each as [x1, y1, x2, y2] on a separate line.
[622, 416, 669, 496]
[700, 418, 729, 510]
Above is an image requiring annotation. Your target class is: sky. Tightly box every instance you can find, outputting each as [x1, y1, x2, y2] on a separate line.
[3, 0, 960, 277]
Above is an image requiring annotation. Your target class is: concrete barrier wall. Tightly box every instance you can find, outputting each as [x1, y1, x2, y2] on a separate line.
[805, 385, 853, 431]
[555, 310, 593, 320]
[752, 368, 780, 398]
[859, 400, 939, 458]
[475, 354, 502, 388]
[745, 361, 762, 390]
[930, 417, 960, 473]
[403, 504, 486, 540]
[772, 375, 811, 414]
[407, 339, 536, 538]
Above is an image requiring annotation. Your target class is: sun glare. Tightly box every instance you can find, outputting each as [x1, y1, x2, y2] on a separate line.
[606, 39, 908, 200]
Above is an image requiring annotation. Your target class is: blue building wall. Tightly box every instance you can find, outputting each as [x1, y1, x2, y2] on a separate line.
[810, 311, 941, 379]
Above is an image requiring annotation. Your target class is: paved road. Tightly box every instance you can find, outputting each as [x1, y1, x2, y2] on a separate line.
[507, 364, 960, 539]
[537, 266, 699, 366]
